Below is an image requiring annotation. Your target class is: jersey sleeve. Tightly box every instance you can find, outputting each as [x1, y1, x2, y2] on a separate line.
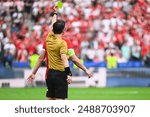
[60, 41, 68, 55]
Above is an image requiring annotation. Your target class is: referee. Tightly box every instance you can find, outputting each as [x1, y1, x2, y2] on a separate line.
[27, 6, 72, 100]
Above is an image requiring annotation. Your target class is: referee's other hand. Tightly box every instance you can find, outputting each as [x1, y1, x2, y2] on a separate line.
[67, 76, 72, 84]
[27, 74, 35, 84]
[85, 70, 93, 78]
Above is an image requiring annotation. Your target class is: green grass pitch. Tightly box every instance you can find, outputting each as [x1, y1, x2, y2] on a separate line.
[0, 87, 150, 100]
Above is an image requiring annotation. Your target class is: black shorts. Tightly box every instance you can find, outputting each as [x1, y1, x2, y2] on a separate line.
[46, 69, 68, 99]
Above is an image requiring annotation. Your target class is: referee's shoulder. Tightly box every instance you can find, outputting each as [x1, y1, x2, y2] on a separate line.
[60, 38, 67, 45]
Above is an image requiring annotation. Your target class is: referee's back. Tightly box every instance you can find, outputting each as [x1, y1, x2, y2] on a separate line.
[44, 32, 68, 71]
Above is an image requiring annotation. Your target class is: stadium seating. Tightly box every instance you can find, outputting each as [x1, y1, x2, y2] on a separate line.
[0, 0, 150, 68]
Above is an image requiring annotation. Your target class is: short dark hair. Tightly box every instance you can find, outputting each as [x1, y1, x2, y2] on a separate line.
[53, 20, 65, 34]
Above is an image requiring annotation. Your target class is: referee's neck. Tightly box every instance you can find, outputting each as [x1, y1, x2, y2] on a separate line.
[55, 34, 62, 38]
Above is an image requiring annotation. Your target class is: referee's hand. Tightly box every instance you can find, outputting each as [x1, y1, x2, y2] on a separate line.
[27, 74, 35, 84]
[53, 5, 58, 13]
[67, 75, 72, 84]
[85, 70, 93, 78]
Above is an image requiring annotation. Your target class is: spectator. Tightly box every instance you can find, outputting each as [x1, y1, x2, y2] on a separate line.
[29, 51, 39, 68]
[2, 41, 16, 68]
[24, 0, 33, 19]
[106, 52, 117, 69]
[117, 53, 127, 63]
[85, 45, 96, 61]
[16, 44, 28, 62]
[3, 41, 16, 57]
[130, 41, 141, 61]
[2, 40, 16, 68]
[80, 38, 89, 59]
[121, 41, 131, 61]
[94, 47, 105, 62]
[2, 48, 14, 68]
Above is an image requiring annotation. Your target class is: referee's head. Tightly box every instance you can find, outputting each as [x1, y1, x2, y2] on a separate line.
[53, 20, 65, 34]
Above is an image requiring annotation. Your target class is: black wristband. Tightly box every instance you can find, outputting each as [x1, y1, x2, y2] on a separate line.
[51, 12, 58, 16]
[65, 67, 72, 76]
[53, 12, 58, 15]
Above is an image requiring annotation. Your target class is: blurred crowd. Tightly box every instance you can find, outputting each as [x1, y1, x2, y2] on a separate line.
[1, 0, 150, 68]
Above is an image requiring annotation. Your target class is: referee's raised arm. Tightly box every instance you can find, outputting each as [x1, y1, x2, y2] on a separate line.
[49, 6, 58, 32]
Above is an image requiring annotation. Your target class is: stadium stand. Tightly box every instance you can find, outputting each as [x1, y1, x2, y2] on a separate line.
[0, 0, 150, 69]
